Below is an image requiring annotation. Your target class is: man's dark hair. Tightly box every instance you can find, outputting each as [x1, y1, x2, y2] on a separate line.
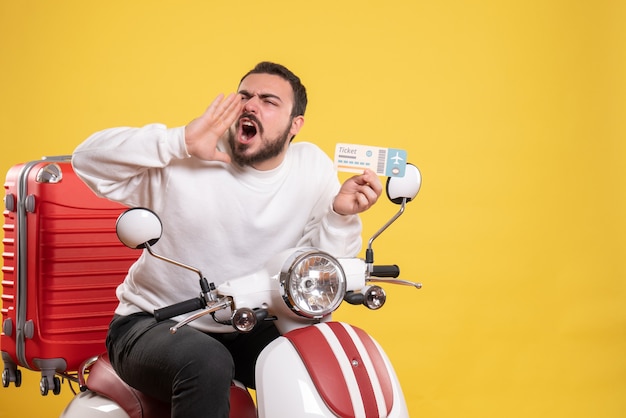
[240, 62, 308, 118]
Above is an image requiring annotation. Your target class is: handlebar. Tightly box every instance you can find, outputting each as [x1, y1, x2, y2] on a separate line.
[371, 265, 400, 278]
[154, 297, 207, 322]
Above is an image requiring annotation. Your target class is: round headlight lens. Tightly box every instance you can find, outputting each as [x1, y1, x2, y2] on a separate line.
[280, 251, 346, 318]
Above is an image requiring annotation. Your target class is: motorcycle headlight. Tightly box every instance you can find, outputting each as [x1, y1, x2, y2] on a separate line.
[279, 250, 346, 319]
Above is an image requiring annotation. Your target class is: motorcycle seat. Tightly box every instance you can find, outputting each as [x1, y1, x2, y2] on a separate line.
[85, 353, 256, 418]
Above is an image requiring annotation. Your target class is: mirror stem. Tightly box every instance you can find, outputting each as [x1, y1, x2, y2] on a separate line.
[366, 198, 407, 271]
[144, 242, 205, 282]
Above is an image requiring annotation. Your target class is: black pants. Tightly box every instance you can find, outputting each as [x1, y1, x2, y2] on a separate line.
[106, 312, 279, 418]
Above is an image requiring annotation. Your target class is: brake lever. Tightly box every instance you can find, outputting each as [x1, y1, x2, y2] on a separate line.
[366, 277, 422, 289]
[169, 299, 232, 334]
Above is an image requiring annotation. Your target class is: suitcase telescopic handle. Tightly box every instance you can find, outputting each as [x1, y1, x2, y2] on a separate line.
[153, 297, 207, 322]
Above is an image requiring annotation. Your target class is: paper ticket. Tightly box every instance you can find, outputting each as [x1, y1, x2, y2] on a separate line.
[334, 143, 407, 177]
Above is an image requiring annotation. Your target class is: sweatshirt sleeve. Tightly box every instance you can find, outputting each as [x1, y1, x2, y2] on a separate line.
[71, 123, 188, 208]
[312, 204, 363, 257]
[295, 144, 363, 257]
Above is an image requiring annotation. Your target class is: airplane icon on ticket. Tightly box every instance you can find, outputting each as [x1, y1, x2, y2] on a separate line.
[390, 152, 404, 165]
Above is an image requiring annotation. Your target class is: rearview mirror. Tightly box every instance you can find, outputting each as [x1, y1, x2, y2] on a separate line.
[386, 163, 421, 204]
[116, 207, 163, 249]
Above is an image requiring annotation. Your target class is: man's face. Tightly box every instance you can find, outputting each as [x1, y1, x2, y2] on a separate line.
[228, 73, 304, 170]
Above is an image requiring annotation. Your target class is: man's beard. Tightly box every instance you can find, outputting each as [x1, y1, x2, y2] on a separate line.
[228, 121, 292, 168]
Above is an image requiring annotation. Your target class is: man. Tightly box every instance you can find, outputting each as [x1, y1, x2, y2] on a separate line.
[72, 61, 382, 418]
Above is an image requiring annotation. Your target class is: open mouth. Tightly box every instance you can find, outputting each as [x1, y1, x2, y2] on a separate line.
[241, 121, 257, 142]
[239, 115, 261, 143]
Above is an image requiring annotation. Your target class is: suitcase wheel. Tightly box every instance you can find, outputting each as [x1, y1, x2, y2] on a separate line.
[39, 375, 61, 396]
[2, 367, 22, 388]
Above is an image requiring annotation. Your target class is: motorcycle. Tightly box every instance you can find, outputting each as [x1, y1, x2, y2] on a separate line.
[59, 163, 423, 418]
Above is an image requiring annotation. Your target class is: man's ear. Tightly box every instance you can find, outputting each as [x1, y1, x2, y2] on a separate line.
[290, 115, 305, 137]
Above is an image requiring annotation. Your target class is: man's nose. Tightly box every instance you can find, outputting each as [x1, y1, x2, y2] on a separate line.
[243, 95, 259, 113]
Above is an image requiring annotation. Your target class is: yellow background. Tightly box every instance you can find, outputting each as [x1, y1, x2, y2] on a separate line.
[1, 1, 625, 417]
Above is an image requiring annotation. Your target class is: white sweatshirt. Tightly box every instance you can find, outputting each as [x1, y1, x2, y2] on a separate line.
[72, 123, 362, 332]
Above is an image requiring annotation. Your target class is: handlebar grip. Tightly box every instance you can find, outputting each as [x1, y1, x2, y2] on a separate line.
[154, 297, 206, 322]
[371, 265, 400, 278]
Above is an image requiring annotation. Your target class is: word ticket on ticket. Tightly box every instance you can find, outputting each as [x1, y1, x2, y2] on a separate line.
[334, 143, 407, 177]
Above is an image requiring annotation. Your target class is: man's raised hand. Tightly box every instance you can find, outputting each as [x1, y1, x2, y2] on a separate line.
[184, 93, 243, 162]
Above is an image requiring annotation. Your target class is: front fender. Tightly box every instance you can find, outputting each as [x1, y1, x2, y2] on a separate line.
[256, 321, 409, 418]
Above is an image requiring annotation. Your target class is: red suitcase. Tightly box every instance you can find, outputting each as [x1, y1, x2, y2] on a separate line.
[1, 156, 138, 395]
